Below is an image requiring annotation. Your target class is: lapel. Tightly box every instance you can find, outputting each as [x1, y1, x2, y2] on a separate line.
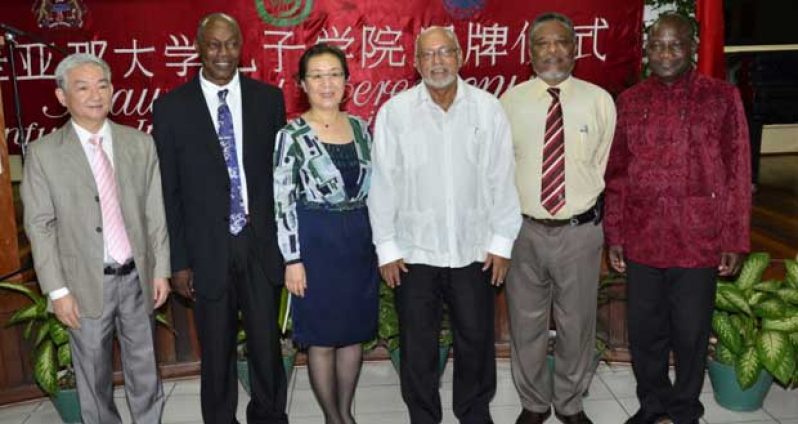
[56, 123, 97, 192]
[187, 76, 227, 169]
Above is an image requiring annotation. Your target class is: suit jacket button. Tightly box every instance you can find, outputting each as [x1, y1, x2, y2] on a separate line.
[96, 227, 102, 233]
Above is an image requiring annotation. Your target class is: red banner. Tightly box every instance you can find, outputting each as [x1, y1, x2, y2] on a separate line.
[1, 0, 643, 154]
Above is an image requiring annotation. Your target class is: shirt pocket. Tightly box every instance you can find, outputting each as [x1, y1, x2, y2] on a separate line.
[398, 128, 430, 170]
[569, 122, 597, 162]
[463, 125, 484, 167]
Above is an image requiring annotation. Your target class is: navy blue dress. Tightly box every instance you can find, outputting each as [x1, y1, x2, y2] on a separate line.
[292, 141, 378, 347]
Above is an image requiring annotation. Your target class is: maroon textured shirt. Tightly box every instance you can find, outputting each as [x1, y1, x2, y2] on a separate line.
[604, 70, 751, 268]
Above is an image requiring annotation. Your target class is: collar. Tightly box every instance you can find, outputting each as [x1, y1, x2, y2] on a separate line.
[529, 75, 573, 99]
[199, 69, 241, 94]
[415, 76, 470, 107]
[650, 68, 695, 89]
[71, 119, 111, 144]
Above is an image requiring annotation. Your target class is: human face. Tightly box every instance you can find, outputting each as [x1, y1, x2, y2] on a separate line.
[302, 53, 346, 111]
[196, 18, 241, 86]
[415, 29, 462, 90]
[530, 20, 576, 85]
[646, 20, 694, 84]
[55, 63, 112, 133]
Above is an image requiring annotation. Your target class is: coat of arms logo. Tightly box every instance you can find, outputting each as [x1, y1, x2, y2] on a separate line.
[255, 0, 313, 27]
[33, 0, 86, 29]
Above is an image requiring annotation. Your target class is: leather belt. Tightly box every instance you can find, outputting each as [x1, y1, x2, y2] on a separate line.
[524, 195, 604, 227]
[104, 261, 136, 276]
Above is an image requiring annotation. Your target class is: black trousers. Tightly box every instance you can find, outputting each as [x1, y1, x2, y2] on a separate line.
[626, 260, 717, 424]
[395, 262, 496, 424]
[195, 226, 288, 424]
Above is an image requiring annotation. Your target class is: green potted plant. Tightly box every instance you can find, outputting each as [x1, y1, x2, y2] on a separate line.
[237, 287, 296, 395]
[0, 281, 174, 423]
[365, 281, 451, 376]
[709, 252, 798, 411]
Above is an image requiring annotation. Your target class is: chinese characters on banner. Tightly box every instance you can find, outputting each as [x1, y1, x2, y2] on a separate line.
[1, 0, 643, 153]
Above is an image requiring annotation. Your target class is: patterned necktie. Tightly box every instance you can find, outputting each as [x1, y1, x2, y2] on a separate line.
[89, 136, 132, 264]
[541, 87, 566, 216]
[217, 89, 247, 235]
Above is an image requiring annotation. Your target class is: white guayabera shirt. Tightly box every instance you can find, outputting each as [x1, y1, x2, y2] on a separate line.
[368, 77, 522, 268]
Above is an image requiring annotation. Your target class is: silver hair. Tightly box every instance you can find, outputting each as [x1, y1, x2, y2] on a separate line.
[414, 26, 462, 57]
[54, 53, 112, 90]
[528, 12, 576, 42]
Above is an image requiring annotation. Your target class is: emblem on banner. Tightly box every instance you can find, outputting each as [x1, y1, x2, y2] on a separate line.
[443, 0, 485, 19]
[255, 0, 313, 27]
[32, 0, 86, 29]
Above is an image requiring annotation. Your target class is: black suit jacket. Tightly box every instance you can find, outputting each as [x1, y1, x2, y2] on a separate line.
[152, 75, 286, 298]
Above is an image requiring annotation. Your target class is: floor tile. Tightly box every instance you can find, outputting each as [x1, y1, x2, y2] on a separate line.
[21, 402, 63, 424]
[354, 385, 405, 414]
[762, 384, 798, 419]
[169, 378, 201, 396]
[617, 396, 641, 417]
[161, 394, 202, 423]
[491, 379, 521, 407]
[0, 400, 38, 423]
[583, 398, 634, 424]
[288, 389, 324, 418]
[584, 375, 615, 401]
[598, 367, 638, 398]
[359, 361, 401, 387]
[355, 410, 410, 424]
[700, 393, 773, 423]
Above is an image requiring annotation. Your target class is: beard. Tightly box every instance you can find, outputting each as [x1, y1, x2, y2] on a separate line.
[422, 66, 457, 89]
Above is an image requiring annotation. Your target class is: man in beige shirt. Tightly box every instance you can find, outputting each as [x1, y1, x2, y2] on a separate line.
[500, 12, 616, 424]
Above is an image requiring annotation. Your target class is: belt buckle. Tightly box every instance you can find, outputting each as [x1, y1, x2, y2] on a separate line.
[569, 217, 579, 226]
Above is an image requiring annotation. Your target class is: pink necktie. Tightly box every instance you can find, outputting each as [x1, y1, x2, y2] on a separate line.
[541, 87, 566, 215]
[89, 136, 132, 264]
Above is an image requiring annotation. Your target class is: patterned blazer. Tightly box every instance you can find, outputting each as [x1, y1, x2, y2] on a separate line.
[273, 115, 372, 263]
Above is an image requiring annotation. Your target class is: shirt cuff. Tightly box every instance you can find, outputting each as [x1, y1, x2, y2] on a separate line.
[376, 240, 403, 267]
[487, 234, 515, 259]
[49, 287, 70, 300]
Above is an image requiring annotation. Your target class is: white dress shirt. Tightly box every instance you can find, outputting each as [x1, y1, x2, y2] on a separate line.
[368, 77, 522, 268]
[51, 120, 115, 300]
[199, 70, 250, 213]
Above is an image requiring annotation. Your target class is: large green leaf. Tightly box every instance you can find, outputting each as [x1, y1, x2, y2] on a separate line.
[736, 252, 770, 291]
[785, 259, 798, 288]
[49, 318, 69, 346]
[23, 320, 35, 339]
[763, 316, 798, 333]
[7, 303, 42, 325]
[752, 297, 789, 319]
[57, 343, 71, 368]
[757, 330, 797, 385]
[34, 321, 51, 346]
[715, 343, 736, 365]
[753, 280, 782, 293]
[719, 286, 753, 316]
[747, 291, 769, 305]
[713, 312, 742, 354]
[34, 340, 58, 395]
[777, 288, 798, 306]
[735, 345, 762, 389]
[0, 282, 41, 302]
[714, 290, 739, 313]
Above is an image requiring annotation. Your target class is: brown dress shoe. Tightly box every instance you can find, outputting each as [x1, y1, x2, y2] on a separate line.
[516, 407, 552, 424]
[554, 410, 593, 424]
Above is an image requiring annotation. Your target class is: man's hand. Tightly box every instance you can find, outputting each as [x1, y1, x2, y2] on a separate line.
[380, 259, 408, 288]
[152, 277, 171, 308]
[608, 245, 626, 273]
[285, 263, 307, 297]
[53, 294, 80, 329]
[171, 268, 195, 300]
[718, 252, 742, 277]
[483, 253, 510, 286]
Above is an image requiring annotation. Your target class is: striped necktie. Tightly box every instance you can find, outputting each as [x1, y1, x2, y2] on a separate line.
[541, 87, 566, 216]
[89, 135, 132, 264]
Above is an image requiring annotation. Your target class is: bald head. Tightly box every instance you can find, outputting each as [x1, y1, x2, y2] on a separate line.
[197, 12, 241, 44]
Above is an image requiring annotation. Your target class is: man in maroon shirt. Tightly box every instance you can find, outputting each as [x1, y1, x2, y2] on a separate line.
[604, 13, 751, 424]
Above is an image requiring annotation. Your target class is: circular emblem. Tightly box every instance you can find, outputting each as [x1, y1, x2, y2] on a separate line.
[442, 0, 486, 19]
[255, 0, 313, 27]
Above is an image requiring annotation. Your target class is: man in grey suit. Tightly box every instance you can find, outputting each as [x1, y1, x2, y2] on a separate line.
[21, 53, 170, 424]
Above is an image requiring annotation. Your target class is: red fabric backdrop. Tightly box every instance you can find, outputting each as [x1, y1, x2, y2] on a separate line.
[1, 0, 643, 154]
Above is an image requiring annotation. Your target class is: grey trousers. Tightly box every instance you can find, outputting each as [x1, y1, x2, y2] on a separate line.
[68, 269, 164, 424]
[505, 219, 603, 415]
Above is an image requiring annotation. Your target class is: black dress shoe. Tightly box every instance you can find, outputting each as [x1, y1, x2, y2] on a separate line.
[516, 407, 552, 424]
[554, 410, 593, 424]
[625, 410, 666, 424]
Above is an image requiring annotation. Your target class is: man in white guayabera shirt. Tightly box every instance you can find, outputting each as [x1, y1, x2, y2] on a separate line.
[368, 26, 522, 424]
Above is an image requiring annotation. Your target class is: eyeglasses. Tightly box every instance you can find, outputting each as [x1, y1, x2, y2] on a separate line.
[417, 47, 459, 61]
[305, 71, 346, 82]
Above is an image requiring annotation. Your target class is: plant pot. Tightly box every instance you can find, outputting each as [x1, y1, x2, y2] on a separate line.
[237, 353, 297, 396]
[389, 344, 450, 377]
[707, 359, 773, 412]
[51, 387, 81, 423]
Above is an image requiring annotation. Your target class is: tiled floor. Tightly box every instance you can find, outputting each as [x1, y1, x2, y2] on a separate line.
[1, 360, 797, 424]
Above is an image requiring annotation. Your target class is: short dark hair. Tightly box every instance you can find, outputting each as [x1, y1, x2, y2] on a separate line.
[297, 43, 350, 82]
[649, 12, 696, 40]
[529, 12, 576, 42]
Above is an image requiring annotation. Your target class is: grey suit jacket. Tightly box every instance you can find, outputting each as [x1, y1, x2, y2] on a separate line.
[21, 120, 170, 318]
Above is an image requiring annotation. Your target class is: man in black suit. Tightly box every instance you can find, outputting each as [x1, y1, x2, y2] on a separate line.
[152, 12, 288, 424]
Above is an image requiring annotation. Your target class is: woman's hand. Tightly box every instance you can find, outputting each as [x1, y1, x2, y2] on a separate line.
[285, 263, 307, 297]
